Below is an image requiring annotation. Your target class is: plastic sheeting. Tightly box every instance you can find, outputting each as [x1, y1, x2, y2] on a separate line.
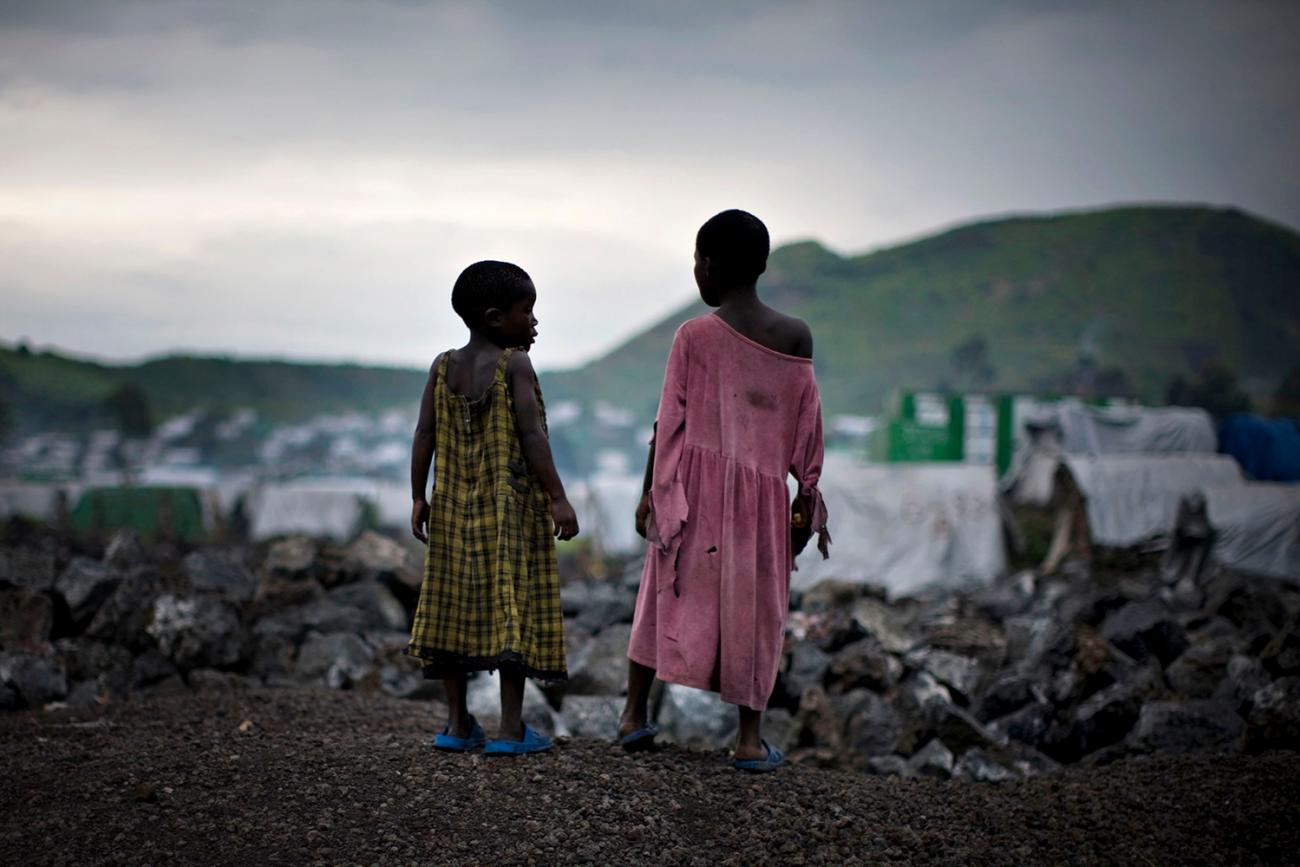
[1204, 483, 1300, 582]
[1008, 401, 1219, 505]
[792, 457, 1005, 598]
[575, 473, 644, 555]
[1218, 414, 1300, 483]
[245, 484, 365, 542]
[1046, 401, 1217, 455]
[0, 484, 63, 522]
[1062, 455, 1243, 547]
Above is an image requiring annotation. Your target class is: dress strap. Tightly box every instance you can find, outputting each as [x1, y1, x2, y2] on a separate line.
[496, 347, 516, 379]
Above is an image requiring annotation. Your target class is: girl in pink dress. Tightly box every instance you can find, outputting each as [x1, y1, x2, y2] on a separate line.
[620, 209, 831, 771]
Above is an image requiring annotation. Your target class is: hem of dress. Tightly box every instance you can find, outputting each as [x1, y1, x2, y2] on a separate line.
[628, 653, 770, 712]
[405, 646, 568, 683]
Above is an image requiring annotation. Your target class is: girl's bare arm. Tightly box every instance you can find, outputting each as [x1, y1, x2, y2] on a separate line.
[635, 424, 655, 538]
[507, 351, 578, 540]
[409, 354, 442, 542]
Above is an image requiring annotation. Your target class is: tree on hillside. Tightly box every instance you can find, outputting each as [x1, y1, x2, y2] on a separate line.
[1166, 363, 1251, 420]
[0, 396, 11, 445]
[1033, 351, 1131, 399]
[948, 336, 997, 390]
[101, 383, 153, 439]
[1274, 364, 1300, 417]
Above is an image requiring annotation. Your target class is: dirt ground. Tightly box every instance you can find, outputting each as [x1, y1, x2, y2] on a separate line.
[2, 687, 1297, 867]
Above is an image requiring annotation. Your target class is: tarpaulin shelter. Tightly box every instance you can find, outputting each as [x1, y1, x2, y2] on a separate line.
[245, 483, 365, 542]
[1202, 483, 1300, 581]
[792, 456, 1006, 598]
[1218, 414, 1300, 483]
[1061, 455, 1244, 547]
[0, 483, 65, 523]
[1006, 400, 1218, 505]
[572, 472, 644, 557]
[68, 486, 209, 541]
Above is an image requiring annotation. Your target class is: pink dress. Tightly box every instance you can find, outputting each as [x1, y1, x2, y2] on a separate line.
[627, 313, 830, 710]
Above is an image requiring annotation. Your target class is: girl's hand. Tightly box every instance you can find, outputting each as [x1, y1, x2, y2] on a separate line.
[791, 493, 813, 556]
[634, 491, 650, 539]
[550, 497, 579, 541]
[411, 499, 430, 543]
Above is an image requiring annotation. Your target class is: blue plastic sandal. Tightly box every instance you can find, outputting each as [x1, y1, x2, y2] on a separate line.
[433, 719, 487, 752]
[484, 724, 553, 756]
[733, 740, 784, 773]
[618, 721, 659, 753]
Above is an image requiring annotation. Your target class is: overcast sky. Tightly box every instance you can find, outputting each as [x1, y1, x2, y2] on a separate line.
[2, 0, 1298, 371]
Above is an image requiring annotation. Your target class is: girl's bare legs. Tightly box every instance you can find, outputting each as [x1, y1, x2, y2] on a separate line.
[735, 706, 766, 760]
[499, 666, 526, 740]
[618, 659, 656, 738]
[443, 675, 473, 736]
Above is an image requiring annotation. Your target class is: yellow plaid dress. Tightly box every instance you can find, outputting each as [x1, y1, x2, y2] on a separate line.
[406, 348, 567, 681]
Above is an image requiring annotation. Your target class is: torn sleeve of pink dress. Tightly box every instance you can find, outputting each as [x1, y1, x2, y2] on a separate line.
[645, 323, 691, 557]
[791, 377, 832, 562]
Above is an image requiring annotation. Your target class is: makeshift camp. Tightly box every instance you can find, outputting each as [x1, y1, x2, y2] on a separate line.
[1064, 455, 1243, 548]
[792, 456, 1006, 598]
[1006, 400, 1218, 505]
[245, 483, 365, 542]
[1038, 455, 1246, 574]
[575, 472, 644, 556]
[68, 486, 209, 541]
[0, 483, 65, 523]
[1218, 414, 1300, 482]
[358, 481, 411, 532]
[1202, 483, 1300, 582]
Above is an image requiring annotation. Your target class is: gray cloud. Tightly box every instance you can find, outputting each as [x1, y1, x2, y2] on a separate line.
[1, 0, 1297, 368]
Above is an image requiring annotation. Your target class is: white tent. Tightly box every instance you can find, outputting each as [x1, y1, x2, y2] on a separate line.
[245, 483, 365, 542]
[792, 456, 1005, 598]
[580, 472, 645, 556]
[1049, 402, 1217, 455]
[1204, 483, 1300, 582]
[1063, 454, 1243, 547]
[0, 483, 64, 522]
[1007, 400, 1218, 505]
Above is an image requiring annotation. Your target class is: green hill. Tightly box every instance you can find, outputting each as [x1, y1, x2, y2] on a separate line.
[542, 205, 1300, 417]
[3, 204, 1297, 436]
[0, 347, 427, 434]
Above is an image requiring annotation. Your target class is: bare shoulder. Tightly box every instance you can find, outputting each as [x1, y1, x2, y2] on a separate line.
[774, 312, 813, 359]
[506, 348, 537, 378]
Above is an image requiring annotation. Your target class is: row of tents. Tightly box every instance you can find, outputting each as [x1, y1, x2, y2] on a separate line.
[998, 403, 1299, 583]
[788, 403, 1296, 594]
[2, 404, 1296, 595]
[0, 473, 648, 554]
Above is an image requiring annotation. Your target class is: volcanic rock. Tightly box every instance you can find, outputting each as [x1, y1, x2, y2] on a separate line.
[147, 595, 244, 671]
[907, 738, 954, 779]
[55, 558, 121, 627]
[0, 651, 67, 708]
[182, 550, 258, 602]
[1245, 677, 1300, 753]
[1129, 700, 1244, 753]
[1101, 600, 1189, 666]
[0, 589, 53, 651]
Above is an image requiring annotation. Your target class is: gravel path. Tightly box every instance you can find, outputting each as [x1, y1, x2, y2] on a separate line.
[2, 688, 1297, 866]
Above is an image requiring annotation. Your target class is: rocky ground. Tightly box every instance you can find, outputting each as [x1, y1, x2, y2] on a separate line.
[2, 687, 1298, 866]
[4, 519, 1300, 783]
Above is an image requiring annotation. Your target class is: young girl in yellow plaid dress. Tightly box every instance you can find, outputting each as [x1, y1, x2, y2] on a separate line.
[407, 261, 578, 755]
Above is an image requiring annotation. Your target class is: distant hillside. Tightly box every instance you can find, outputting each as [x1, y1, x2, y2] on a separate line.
[3, 205, 1297, 436]
[542, 205, 1300, 417]
[0, 347, 427, 433]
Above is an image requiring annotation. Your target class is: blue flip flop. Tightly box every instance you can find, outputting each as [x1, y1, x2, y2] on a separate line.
[617, 721, 659, 753]
[733, 740, 784, 773]
[433, 718, 487, 752]
[485, 724, 553, 756]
